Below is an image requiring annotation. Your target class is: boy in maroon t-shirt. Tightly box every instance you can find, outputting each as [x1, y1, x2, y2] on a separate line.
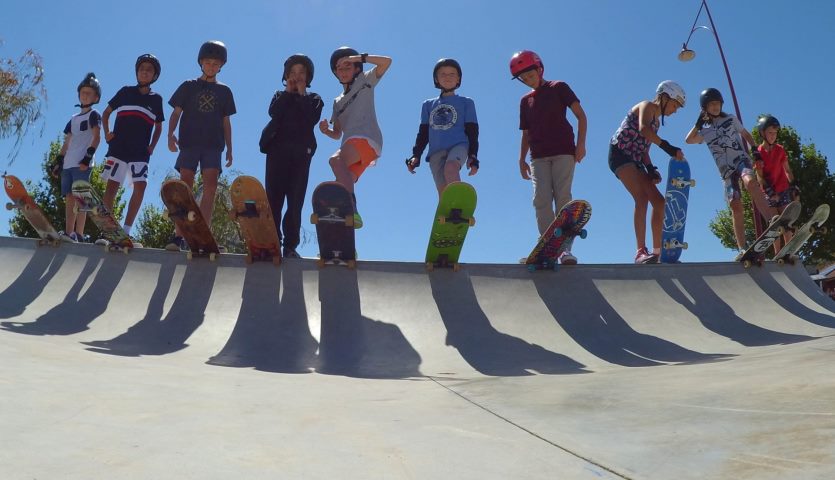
[510, 50, 587, 264]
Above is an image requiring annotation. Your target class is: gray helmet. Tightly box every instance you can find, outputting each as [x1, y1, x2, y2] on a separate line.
[433, 58, 462, 89]
[283, 54, 314, 87]
[198, 40, 227, 66]
[77, 72, 101, 100]
[330, 46, 359, 76]
[135, 54, 161, 84]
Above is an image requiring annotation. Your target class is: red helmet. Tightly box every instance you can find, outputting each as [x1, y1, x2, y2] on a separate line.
[509, 50, 543, 79]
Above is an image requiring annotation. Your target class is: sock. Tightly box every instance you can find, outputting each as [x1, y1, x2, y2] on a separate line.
[653, 248, 660, 255]
[123, 224, 132, 235]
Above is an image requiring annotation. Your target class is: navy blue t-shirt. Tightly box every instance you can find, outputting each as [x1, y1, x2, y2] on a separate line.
[169, 79, 236, 150]
[105, 86, 165, 162]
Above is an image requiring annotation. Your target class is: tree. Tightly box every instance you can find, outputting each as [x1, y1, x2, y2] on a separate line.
[0, 42, 47, 162]
[8, 138, 125, 239]
[134, 170, 246, 253]
[709, 121, 834, 265]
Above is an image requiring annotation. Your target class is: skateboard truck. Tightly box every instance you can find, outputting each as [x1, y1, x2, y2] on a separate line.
[663, 239, 688, 250]
[438, 208, 475, 226]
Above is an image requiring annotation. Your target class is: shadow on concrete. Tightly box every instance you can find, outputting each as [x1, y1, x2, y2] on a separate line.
[430, 269, 587, 376]
[0, 248, 66, 319]
[317, 266, 421, 379]
[533, 273, 732, 366]
[749, 271, 835, 330]
[2, 254, 127, 335]
[207, 260, 318, 373]
[83, 260, 216, 356]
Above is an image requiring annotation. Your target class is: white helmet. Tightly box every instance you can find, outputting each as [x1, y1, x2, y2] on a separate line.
[656, 80, 686, 107]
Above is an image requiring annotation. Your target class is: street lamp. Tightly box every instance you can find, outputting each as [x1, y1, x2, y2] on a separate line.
[679, 0, 764, 235]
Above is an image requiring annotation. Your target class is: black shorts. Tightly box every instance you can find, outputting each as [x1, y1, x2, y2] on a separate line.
[608, 144, 639, 178]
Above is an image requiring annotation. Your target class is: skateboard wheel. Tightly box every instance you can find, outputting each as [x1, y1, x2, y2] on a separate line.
[187, 211, 197, 222]
[777, 258, 785, 266]
[5, 202, 14, 211]
[186, 251, 193, 260]
[681, 242, 688, 249]
[452, 263, 460, 272]
[245, 254, 253, 264]
[438, 216, 446, 225]
[345, 215, 354, 227]
[426, 262, 434, 272]
[316, 258, 325, 268]
[579, 229, 588, 239]
[690, 179, 696, 187]
[527, 264, 536, 272]
[209, 253, 217, 262]
[347, 260, 356, 269]
[743, 260, 751, 269]
[468, 217, 475, 227]
[554, 227, 563, 237]
[310, 213, 319, 224]
[776, 226, 784, 235]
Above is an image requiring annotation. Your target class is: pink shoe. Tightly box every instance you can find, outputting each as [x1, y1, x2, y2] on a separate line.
[634, 247, 658, 264]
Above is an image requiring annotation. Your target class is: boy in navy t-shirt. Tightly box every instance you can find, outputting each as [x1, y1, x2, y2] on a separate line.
[166, 40, 236, 250]
[53, 72, 102, 243]
[407, 58, 479, 196]
[99, 54, 165, 245]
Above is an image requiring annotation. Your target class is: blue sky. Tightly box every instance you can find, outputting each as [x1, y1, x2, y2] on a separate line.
[2, 1, 834, 264]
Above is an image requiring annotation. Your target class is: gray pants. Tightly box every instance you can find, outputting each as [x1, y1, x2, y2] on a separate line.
[531, 154, 575, 234]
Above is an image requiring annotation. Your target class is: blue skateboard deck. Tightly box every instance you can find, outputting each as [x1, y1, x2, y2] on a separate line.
[660, 158, 695, 263]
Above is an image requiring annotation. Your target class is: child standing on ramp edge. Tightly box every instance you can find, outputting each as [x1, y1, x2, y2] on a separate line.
[99, 54, 165, 247]
[406, 58, 479, 196]
[167, 40, 236, 251]
[511, 50, 587, 265]
[685, 88, 777, 259]
[754, 114, 797, 252]
[319, 46, 391, 229]
[609, 81, 686, 264]
[52, 72, 103, 243]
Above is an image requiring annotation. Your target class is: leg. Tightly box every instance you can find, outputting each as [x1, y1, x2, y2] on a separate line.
[65, 195, 77, 234]
[645, 181, 665, 251]
[200, 167, 220, 225]
[124, 181, 146, 228]
[742, 174, 777, 224]
[550, 154, 576, 213]
[329, 144, 360, 194]
[530, 157, 555, 235]
[729, 198, 746, 250]
[265, 154, 288, 243]
[615, 164, 650, 250]
[103, 180, 120, 213]
[283, 154, 312, 251]
[428, 150, 449, 198]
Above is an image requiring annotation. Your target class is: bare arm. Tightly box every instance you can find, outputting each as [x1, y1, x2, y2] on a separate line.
[318, 118, 342, 140]
[102, 105, 114, 142]
[168, 106, 182, 152]
[519, 130, 531, 180]
[60, 133, 70, 155]
[348, 54, 392, 78]
[636, 102, 663, 145]
[570, 101, 587, 163]
[685, 126, 703, 144]
[149, 122, 162, 155]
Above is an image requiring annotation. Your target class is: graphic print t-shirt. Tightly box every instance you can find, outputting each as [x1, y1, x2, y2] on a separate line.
[169, 79, 236, 150]
[420, 94, 477, 157]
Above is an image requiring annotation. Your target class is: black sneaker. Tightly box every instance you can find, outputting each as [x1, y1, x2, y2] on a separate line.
[283, 248, 301, 259]
[165, 236, 186, 252]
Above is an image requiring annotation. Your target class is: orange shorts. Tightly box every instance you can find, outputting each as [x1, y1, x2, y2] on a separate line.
[344, 138, 379, 181]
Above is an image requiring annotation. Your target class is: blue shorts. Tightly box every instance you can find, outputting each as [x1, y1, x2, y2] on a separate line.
[61, 167, 91, 196]
[175, 148, 222, 174]
[722, 159, 754, 203]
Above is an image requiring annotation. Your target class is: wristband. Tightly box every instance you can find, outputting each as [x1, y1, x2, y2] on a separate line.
[360, 53, 368, 63]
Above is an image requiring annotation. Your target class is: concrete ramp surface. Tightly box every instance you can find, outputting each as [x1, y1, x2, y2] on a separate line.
[1, 236, 834, 479]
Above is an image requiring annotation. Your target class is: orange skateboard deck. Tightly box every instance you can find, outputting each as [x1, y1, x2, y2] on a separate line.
[3, 174, 61, 246]
[160, 179, 220, 260]
[229, 175, 281, 265]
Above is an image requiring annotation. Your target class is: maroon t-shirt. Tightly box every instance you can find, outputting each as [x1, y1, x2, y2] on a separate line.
[519, 80, 579, 158]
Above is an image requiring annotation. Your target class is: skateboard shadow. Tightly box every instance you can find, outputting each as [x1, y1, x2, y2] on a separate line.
[207, 260, 318, 373]
[83, 260, 216, 356]
[532, 274, 731, 366]
[429, 270, 587, 376]
[316, 266, 421, 379]
[0, 248, 66, 320]
[2, 254, 128, 336]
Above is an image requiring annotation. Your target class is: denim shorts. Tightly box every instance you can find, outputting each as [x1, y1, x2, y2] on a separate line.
[175, 147, 223, 174]
[61, 167, 91, 196]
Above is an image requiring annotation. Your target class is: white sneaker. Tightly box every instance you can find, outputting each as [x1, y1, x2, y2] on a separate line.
[95, 238, 109, 246]
[559, 251, 578, 265]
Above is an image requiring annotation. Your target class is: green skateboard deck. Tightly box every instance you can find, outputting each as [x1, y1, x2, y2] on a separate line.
[425, 182, 476, 271]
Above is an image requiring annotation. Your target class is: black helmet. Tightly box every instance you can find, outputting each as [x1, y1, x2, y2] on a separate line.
[77, 72, 101, 100]
[330, 46, 359, 75]
[135, 54, 161, 84]
[283, 54, 314, 87]
[699, 88, 723, 109]
[198, 40, 227, 66]
[433, 58, 462, 89]
[756, 115, 780, 136]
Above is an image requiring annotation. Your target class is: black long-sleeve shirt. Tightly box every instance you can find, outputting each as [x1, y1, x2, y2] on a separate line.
[266, 90, 324, 153]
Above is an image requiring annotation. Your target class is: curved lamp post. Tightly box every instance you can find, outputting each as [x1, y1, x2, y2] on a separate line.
[679, 0, 763, 236]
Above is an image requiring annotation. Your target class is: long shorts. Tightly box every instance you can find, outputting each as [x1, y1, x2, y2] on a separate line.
[428, 143, 467, 190]
[175, 147, 222, 174]
[103, 157, 149, 186]
[61, 167, 91, 196]
[344, 137, 379, 181]
[722, 159, 754, 202]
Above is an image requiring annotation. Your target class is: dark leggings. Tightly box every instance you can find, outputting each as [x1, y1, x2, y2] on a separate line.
[265, 144, 313, 250]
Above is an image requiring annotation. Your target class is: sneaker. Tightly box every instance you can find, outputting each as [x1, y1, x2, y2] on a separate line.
[558, 251, 578, 265]
[283, 248, 301, 259]
[59, 231, 77, 243]
[218, 245, 227, 254]
[165, 236, 186, 252]
[69, 232, 81, 243]
[95, 238, 110, 246]
[353, 212, 363, 229]
[634, 247, 658, 264]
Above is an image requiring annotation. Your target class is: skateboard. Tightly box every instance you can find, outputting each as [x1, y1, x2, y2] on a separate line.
[660, 157, 695, 263]
[310, 181, 355, 268]
[3, 174, 61, 246]
[774, 203, 830, 265]
[525, 199, 592, 271]
[738, 200, 801, 268]
[425, 182, 477, 272]
[70, 180, 134, 252]
[229, 175, 281, 265]
[160, 178, 220, 260]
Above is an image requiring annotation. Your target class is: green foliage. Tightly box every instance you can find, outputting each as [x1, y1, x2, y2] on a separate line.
[0, 42, 47, 162]
[8, 138, 125, 239]
[709, 120, 834, 265]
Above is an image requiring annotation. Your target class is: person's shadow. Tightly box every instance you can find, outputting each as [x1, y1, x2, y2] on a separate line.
[429, 269, 587, 376]
[207, 260, 318, 373]
[2, 254, 128, 336]
[0, 248, 66, 320]
[84, 260, 216, 356]
[316, 266, 422, 378]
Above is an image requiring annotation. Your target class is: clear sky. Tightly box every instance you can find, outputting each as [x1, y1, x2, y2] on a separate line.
[2, 0, 833, 264]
